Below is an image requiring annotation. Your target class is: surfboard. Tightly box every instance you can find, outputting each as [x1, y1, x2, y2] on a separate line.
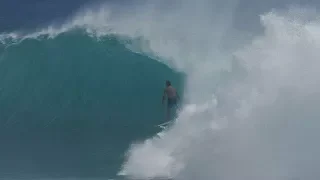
[155, 121, 173, 137]
[157, 121, 172, 129]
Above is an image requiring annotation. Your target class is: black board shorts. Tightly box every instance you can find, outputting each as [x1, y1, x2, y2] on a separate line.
[167, 98, 177, 109]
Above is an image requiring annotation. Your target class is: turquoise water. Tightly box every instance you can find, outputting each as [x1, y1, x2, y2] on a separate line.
[0, 30, 184, 178]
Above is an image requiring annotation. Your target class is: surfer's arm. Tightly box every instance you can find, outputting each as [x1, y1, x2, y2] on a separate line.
[176, 92, 180, 101]
[162, 89, 166, 104]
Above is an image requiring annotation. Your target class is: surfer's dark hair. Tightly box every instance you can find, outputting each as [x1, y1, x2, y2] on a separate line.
[166, 80, 171, 86]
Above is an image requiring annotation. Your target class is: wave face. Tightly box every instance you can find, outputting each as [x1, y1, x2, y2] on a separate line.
[0, 31, 184, 178]
[2, 0, 320, 180]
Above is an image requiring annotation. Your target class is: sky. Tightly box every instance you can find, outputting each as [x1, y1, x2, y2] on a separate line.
[0, 0, 319, 32]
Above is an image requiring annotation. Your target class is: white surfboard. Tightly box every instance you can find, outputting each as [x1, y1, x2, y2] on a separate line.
[156, 121, 174, 137]
[157, 121, 172, 129]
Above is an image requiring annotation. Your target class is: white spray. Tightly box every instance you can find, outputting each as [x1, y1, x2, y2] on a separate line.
[101, 2, 320, 180]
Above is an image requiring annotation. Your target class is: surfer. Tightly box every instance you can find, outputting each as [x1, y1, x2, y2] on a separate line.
[162, 80, 180, 121]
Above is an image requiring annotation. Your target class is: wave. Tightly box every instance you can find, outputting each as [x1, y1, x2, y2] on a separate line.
[0, 30, 184, 178]
[1, 0, 320, 179]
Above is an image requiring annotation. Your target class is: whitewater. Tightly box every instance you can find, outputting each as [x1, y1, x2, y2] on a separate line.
[1, 0, 320, 179]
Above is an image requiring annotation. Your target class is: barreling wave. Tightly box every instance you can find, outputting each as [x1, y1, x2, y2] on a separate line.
[1, 0, 320, 179]
[0, 29, 184, 178]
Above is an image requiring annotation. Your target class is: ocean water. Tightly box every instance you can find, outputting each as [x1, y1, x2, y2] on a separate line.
[1, 0, 320, 180]
[0, 30, 184, 178]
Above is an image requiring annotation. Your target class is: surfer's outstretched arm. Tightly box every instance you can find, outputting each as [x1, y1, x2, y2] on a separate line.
[162, 89, 167, 104]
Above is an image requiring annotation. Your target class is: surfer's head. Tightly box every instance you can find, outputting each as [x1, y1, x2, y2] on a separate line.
[166, 80, 171, 87]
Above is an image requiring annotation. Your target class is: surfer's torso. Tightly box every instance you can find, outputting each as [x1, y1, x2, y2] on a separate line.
[165, 86, 177, 99]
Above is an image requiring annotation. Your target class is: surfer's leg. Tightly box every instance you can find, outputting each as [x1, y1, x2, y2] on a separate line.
[166, 98, 177, 121]
[166, 99, 173, 121]
[166, 105, 171, 121]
